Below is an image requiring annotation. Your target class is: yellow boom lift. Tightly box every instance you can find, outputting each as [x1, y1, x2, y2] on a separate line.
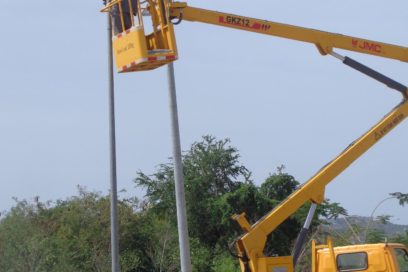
[101, 1, 408, 271]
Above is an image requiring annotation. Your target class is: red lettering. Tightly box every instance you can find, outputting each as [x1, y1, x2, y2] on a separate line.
[252, 23, 261, 30]
[353, 40, 382, 53]
[219, 16, 269, 32]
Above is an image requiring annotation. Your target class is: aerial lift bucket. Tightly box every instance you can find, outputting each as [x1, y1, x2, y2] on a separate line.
[101, 0, 178, 73]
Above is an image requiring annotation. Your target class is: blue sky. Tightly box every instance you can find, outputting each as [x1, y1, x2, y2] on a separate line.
[1, 0, 407, 225]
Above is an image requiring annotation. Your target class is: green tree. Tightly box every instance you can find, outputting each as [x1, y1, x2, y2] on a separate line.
[365, 229, 385, 243]
[136, 136, 346, 270]
[135, 136, 251, 247]
[390, 192, 408, 206]
[136, 136, 251, 271]
[0, 198, 55, 271]
[0, 188, 152, 272]
[0, 135, 349, 272]
[390, 231, 408, 247]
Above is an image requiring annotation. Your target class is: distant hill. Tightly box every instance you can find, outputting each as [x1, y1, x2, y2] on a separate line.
[326, 216, 408, 236]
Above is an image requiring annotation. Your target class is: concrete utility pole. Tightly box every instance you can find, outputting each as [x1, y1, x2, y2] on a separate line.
[167, 63, 192, 272]
[106, 12, 121, 272]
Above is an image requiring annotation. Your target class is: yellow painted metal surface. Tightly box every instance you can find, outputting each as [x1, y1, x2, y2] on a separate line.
[101, 2, 408, 271]
[170, 4, 408, 62]
[100, 0, 123, 12]
[312, 240, 318, 272]
[112, 27, 148, 70]
[315, 243, 408, 272]
[112, 26, 177, 72]
[168, 3, 408, 270]
[102, 0, 178, 72]
[259, 256, 294, 272]
[234, 99, 408, 271]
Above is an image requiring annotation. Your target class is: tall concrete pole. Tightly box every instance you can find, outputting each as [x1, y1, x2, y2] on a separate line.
[167, 63, 192, 272]
[107, 13, 121, 272]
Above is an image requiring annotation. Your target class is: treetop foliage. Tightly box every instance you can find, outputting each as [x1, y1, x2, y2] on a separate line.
[0, 135, 404, 271]
[390, 192, 408, 207]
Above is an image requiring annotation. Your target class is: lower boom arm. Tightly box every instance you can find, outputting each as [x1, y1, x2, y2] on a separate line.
[235, 97, 408, 271]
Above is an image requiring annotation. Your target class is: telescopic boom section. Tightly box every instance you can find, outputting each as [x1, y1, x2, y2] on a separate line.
[170, 3, 408, 62]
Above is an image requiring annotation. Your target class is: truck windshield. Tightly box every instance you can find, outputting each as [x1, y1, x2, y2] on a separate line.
[394, 248, 408, 272]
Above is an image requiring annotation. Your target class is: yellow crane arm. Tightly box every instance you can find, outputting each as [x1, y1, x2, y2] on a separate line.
[170, 3, 408, 62]
[168, 4, 408, 270]
[102, 1, 408, 270]
[233, 98, 408, 270]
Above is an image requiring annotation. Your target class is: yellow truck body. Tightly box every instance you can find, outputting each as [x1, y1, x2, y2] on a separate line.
[315, 243, 408, 272]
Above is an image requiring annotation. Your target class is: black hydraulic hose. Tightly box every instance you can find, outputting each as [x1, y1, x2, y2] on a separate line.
[343, 56, 407, 98]
[292, 203, 317, 267]
[171, 11, 183, 25]
[227, 241, 241, 259]
[292, 227, 309, 266]
[242, 254, 251, 272]
[228, 241, 252, 272]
